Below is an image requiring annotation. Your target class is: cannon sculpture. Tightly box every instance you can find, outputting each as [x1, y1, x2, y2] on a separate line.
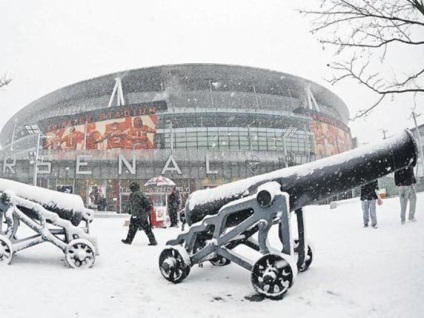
[0, 179, 99, 268]
[158, 130, 417, 299]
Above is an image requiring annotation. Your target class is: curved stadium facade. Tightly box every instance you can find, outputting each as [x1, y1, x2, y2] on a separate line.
[0, 64, 353, 212]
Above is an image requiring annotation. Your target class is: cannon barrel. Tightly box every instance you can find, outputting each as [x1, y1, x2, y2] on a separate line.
[185, 129, 418, 226]
[0, 178, 93, 226]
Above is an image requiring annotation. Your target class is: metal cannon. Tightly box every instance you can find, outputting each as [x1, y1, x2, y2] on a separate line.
[0, 179, 99, 268]
[158, 130, 417, 299]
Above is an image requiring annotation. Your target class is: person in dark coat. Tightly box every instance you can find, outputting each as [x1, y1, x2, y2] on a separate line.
[122, 181, 157, 245]
[394, 166, 417, 224]
[360, 180, 382, 228]
[168, 187, 181, 227]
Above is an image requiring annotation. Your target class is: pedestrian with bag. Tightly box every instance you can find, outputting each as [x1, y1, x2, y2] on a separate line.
[122, 181, 158, 245]
[394, 166, 417, 224]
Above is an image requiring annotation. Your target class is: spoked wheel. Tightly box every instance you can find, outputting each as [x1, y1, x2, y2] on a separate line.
[294, 239, 313, 272]
[159, 247, 191, 284]
[251, 254, 295, 299]
[0, 235, 13, 265]
[209, 255, 231, 266]
[64, 239, 96, 269]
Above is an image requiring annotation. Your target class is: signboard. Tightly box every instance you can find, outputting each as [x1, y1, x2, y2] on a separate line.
[311, 121, 352, 156]
[38, 101, 167, 151]
[294, 107, 353, 156]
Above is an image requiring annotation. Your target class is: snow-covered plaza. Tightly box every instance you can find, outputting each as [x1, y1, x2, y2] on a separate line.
[1, 192, 423, 318]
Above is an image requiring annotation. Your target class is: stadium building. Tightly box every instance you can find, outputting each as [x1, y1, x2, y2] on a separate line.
[0, 64, 353, 213]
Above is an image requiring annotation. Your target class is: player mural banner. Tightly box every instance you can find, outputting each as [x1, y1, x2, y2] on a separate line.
[294, 108, 353, 156]
[38, 101, 167, 151]
[310, 121, 353, 156]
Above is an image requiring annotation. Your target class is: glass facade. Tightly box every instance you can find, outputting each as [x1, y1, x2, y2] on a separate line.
[155, 109, 315, 154]
[0, 64, 353, 212]
[157, 126, 313, 154]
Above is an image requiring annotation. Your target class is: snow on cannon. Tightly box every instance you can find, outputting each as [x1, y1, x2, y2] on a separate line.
[0, 179, 99, 268]
[158, 130, 417, 299]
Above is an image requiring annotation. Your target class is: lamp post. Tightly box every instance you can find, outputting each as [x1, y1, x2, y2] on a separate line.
[166, 120, 174, 154]
[32, 132, 42, 186]
[281, 127, 298, 168]
[24, 124, 49, 186]
[282, 138, 289, 168]
[270, 137, 285, 167]
[380, 129, 388, 140]
[65, 166, 70, 183]
[10, 118, 18, 151]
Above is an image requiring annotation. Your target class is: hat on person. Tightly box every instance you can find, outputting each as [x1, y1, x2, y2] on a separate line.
[129, 181, 140, 192]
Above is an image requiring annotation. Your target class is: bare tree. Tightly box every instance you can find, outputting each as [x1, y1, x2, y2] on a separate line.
[301, 0, 424, 118]
[0, 73, 12, 89]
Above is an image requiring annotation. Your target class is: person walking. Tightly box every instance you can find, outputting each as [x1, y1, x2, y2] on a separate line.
[168, 187, 181, 227]
[394, 166, 417, 224]
[122, 181, 158, 245]
[360, 180, 382, 229]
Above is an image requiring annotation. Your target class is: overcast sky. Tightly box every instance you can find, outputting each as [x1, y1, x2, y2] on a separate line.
[0, 0, 423, 145]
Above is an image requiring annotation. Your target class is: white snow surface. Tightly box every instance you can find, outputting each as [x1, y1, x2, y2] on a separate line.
[1, 193, 424, 318]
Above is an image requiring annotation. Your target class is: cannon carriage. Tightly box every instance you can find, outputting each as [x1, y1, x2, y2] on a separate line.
[159, 130, 418, 299]
[0, 179, 99, 268]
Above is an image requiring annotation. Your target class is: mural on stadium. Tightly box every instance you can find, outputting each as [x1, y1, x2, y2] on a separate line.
[38, 101, 166, 151]
[294, 108, 353, 156]
[310, 121, 352, 156]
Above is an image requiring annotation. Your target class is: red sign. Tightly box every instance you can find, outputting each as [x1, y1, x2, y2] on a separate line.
[40, 102, 165, 151]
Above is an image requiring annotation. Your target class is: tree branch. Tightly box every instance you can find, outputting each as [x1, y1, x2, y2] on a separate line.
[302, 0, 424, 118]
[0, 74, 12, 89]
[351, 94, 386, 120]
[320, 37, 424, 48]
[329, 60, 424, 95]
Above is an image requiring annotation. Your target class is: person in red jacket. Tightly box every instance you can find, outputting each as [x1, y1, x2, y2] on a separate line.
[60, 127, 85, 150]
[98, 122, 128, 149]
[85, 123, 104, 150]
[125, 117, 156, 149]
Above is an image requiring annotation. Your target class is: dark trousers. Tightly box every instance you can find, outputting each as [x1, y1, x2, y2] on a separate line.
[125, 216, 157, 244]
[169, 208, 178, 226]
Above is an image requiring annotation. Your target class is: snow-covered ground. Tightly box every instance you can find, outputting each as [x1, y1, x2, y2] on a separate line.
[1, 193, 423, 318]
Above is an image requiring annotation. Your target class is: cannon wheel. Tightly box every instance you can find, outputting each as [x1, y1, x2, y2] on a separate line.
[294, 239, 313, 272]
[0, 235, 13, 265]
[251, 254, 295, 299]
[64, 239, 96, 269]
[298, 244, 313, 272]
[159, 247, 191, 284]
[209, 255, 231, 266]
